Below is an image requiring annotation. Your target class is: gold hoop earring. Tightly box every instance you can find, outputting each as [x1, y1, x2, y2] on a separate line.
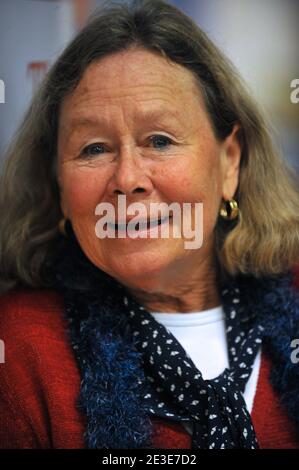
[219, 199, 239, 220]
[58, 218, 68, 237]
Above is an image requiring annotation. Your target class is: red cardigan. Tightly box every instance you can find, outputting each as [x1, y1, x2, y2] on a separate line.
[0, 286, 299, 449]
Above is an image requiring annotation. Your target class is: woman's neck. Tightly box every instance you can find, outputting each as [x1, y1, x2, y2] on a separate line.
[125, 256, 221, 314]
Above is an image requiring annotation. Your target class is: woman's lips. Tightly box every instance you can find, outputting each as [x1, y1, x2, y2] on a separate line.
[106, 215, 172, 236]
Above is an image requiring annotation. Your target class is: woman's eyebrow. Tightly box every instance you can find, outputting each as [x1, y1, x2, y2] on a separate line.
[62, 108, 184, 141]
[61, 117, 101, 143]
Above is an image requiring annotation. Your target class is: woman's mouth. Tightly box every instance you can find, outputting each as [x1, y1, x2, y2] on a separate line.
[106, 215, 172, 236]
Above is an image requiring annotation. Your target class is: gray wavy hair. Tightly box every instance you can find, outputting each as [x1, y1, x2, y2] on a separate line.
[1, 0, 299, 293]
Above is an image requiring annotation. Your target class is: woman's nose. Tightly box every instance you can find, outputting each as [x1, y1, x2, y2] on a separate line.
[107, 151, 154, 197]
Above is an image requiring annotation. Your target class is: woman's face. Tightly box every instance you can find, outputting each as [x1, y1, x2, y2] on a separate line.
[57, 47, 241, 290]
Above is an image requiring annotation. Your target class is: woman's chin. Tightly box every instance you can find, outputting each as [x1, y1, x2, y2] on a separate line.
[106, 250, 177, 288]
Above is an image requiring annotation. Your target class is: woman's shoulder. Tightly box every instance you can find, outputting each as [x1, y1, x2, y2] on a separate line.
[0, 286, 74, 371]
[0, 287, 84, 449]
[0, 286, 66, 339]
[0, 285, 74, 379]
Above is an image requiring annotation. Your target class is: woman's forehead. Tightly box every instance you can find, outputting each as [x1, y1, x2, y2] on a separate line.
[61, 48, 203, 113]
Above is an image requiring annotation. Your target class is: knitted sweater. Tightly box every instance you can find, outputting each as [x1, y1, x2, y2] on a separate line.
[0, 283, 299, 449]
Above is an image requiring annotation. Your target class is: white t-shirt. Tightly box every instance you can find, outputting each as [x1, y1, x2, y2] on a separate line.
[150, 305, 261, 435]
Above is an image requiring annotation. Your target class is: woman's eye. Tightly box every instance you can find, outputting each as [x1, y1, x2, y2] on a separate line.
[149, 135, 173, 150]
[81, 143, 106, 157]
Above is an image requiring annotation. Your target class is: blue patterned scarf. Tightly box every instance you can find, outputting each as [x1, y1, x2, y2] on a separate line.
[44, 228, 299, 448]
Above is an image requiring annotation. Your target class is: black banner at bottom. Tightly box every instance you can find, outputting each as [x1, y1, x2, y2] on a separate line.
[0, 449, 298, 467]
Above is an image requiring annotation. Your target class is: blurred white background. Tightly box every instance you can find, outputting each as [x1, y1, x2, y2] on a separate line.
[0, 0, 298, 174]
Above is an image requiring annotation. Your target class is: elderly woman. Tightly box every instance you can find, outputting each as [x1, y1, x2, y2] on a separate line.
[0, 0, 299, 450]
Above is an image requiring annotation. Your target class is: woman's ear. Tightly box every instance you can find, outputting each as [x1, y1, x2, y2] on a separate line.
[220, 124, 242, 200]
